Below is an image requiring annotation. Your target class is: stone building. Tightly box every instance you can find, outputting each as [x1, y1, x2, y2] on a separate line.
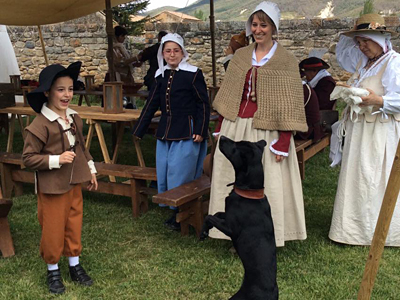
[6, 13, 400, 87]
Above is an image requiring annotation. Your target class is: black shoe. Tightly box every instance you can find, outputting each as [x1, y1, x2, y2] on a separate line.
[167, 220, 181, 231]
[47, 269, 65, 294]
[164, 213, 181, 231]
[164, 215, 175, 226]
[69, 264, 93, 286]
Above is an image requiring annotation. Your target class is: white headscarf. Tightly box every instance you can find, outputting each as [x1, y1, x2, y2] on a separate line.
[245, 1, 281, 37]
[155, 33, 197, 78]
[353, 31, 393, 53]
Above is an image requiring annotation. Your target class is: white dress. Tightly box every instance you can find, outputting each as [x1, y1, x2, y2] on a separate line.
[329, 35, 400, 246]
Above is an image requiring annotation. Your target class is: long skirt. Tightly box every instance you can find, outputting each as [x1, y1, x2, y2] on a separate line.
[208, 117, 307, 247]
[156, 139, 207, 194]
[329, 115, 400, 246]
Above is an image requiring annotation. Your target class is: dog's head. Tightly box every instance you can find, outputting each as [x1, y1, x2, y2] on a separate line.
[219, 135, 266, 190]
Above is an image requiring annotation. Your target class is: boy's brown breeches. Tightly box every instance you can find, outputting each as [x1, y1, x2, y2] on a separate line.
[37, 184, 83, 264]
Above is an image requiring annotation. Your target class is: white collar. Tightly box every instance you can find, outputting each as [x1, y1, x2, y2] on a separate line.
[308, 69, 331, 88]
[155, 60, 197, 77]
[252, 41, 277, 66]
[41, 102, 77, 122]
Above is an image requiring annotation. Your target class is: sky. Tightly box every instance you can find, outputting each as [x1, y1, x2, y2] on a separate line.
[145, 0, 198, 11]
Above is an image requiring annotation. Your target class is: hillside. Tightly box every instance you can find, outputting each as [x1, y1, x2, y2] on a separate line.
[144, 0, 400, 21]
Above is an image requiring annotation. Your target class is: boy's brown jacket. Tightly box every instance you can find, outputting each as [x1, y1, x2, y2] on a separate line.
[22, 113, 93, 194]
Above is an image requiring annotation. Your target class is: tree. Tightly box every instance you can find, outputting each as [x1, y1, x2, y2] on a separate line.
[360, 0, 374, 16]
[112, 1, 150, 35]
[194, 9, 207, 21]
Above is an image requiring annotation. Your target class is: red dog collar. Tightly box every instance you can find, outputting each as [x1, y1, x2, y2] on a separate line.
[234, 187, 264, 199]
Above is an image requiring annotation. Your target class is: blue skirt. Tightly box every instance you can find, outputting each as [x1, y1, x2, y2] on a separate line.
[156, 139, 207, 209]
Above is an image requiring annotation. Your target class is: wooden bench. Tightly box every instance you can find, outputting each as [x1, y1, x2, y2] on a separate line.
[0, 152, 157, 218]
[152, 175, 211, 237]
[295, 134, 330, 180]
[0, 187, 15, 258]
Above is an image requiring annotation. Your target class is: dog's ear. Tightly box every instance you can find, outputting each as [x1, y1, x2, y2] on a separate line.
[219, 135, 235, 154]
[256, 140, 267, 150]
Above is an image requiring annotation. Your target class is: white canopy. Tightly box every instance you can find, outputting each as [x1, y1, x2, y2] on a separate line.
[0, 0, 129, 26]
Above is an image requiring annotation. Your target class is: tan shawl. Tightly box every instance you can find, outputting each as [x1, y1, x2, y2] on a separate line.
[213, 43, 307, 132]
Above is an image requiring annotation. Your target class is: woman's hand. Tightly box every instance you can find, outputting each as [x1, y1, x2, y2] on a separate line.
[360, 88, 384, 107]
[275, 155, 285, 163]
[87, 174, 98, 191]
[193, 134, 204, 142]
[59, 151, 76, 164]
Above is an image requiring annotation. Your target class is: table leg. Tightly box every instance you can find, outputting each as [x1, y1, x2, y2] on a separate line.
[25, 115, 31, 126]
[133, 135, 146, 167]
[111, 121, 125, 164]
[86, 120, 95, 150]
[84, 94, 91, 107]
[6, 114, 16, 153]
[17, 114, 26, 139]
[78, 95, 84, 106]
[94, 122, 116, 182]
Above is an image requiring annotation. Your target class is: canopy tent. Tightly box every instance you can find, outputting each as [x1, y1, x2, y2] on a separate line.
[0, 0, 129, 26]
[0, 0, 218, 86]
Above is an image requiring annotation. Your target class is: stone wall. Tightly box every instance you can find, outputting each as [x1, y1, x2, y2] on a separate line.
[7, 14, 400, 86]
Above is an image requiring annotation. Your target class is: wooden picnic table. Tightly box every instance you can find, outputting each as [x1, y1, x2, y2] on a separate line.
[73, 89, 149, 106]
[0, 103, 158, 181]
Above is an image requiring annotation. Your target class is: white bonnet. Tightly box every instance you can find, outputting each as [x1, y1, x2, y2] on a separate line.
[245, 1, 281, 37]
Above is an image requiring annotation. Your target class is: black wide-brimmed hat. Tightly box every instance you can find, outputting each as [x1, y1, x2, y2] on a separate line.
[299, 57, 330, 71]
[27, 61, 82, 113]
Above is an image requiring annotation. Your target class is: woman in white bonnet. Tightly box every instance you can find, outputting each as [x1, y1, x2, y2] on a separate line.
[210, 1, 308, 247]
[133, 33, 210, 230]
[329, 14, 400, 246]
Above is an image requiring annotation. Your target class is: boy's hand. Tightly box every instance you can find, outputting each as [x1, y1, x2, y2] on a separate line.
[87, 174, 98, 191]
[59, 151, 76, 164]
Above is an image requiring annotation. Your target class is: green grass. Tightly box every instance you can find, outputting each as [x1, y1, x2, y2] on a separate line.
[1, 116, 400, 299]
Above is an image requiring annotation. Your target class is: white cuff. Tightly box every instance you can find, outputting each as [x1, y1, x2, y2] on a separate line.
[212, 132, 220, 137]
[49, 155, 61, 170]
[88, 160, 97, 174]
[269, 139, 289, 157]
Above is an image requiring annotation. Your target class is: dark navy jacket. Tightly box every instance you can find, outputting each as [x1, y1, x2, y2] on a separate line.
[133, 68, 210, 140]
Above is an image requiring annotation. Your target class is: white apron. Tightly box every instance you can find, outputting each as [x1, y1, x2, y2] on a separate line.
[329, 59, 400, 246]
[208, 117, 307, 247]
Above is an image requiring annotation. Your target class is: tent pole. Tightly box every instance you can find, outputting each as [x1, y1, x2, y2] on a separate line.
[37, 26, 49, 66]
[105, 0, 115, 81]
[209, 0, 217, 88]
[357, 140, 400, 299]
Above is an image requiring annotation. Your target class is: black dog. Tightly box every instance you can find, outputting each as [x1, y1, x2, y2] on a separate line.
[201, 136, 278, 300]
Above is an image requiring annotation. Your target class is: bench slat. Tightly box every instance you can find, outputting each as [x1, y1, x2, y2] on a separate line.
[82, 181, 131, 197]
[303, 135, 330, 161]
[295, 139, 313, 151]
[94, 162, 157, 180]
[153, 175, 210, 207]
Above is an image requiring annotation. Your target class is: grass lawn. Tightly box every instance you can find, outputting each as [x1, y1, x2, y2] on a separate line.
[1, 109, 399, 300]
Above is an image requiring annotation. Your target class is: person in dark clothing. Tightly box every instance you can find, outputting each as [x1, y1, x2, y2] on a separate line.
[295, 81, 325, 142]
[299, 57, 336, 110]
[136, 31, 168, 90]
